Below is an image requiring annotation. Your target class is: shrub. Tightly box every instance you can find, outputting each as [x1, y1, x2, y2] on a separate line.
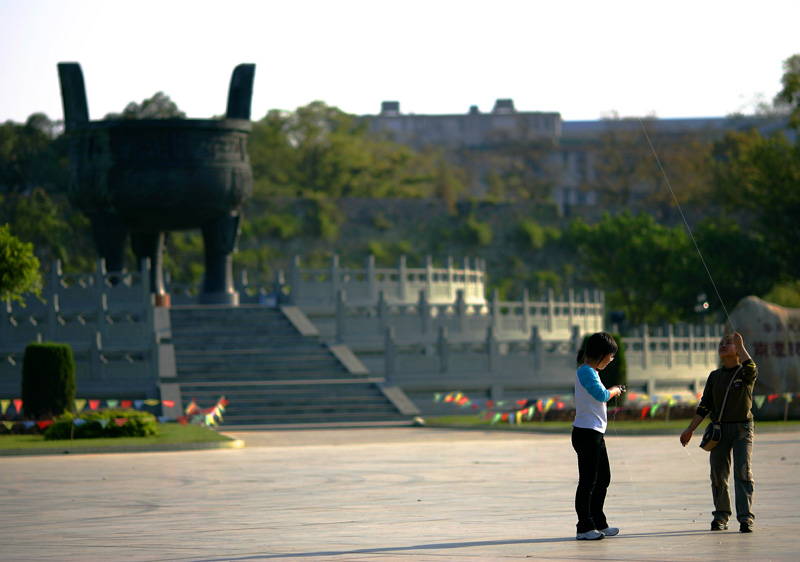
[44, 409, 159, 440]
[21, 342, 76, 419]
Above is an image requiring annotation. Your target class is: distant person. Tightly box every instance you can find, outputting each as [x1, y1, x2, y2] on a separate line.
[572, 331, 627, 540]
[680, 332, 758, 532]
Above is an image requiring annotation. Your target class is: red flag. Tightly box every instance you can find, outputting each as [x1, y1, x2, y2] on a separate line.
[640, 406, 651, 420]
[89, 399, 100, 410]
[177, 415, 189, 426]
[486, 401, 494, 409]
[121, 400, 132, 409]
[114, 418, 126, 427]
[536, 400, 543, 412]
[13, 399, 22, 413]
[516, 400, 527, 406]
[162, 400, 175, 408]
[37, 420, 53, 429]
[768, 394, 780, 403]
[557, 401, 564, 409]
[220, 397, 229, 406]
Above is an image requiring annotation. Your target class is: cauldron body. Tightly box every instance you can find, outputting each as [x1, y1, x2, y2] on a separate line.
[58, 63, 256, 305]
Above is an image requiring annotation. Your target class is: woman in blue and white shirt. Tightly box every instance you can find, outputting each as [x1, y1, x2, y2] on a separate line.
[572, 331, 626, 541]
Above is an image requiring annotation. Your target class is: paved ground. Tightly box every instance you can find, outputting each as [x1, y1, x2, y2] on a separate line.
[1, 426, 798, 561]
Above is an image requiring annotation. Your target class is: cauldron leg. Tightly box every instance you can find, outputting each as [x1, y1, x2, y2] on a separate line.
[131, 231, 169, 306]
[199, 212, 241, 305]
[91, 212, 128, 274]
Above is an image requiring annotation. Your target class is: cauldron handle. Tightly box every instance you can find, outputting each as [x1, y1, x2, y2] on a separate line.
[57, 62, 89, 130]
[225, 63, 256, 120]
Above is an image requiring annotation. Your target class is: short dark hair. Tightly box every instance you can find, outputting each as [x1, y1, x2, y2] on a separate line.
[577, 331, 618, 366]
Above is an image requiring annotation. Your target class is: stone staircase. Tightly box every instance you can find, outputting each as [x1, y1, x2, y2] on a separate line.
[164, 305, 414, 426]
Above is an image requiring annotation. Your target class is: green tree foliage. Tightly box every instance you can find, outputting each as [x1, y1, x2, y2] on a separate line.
[774, 53, 800, 130]
[0, 113, 68, 194]
[0, 223, 42, 306]
[248, 101, 465, 201]
[104, 91, 186, 119]
[567, 212, 690, 326]
[712, 128, 800, 279]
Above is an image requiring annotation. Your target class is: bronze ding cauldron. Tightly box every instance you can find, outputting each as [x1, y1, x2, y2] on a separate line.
[57, 62, 256, 305]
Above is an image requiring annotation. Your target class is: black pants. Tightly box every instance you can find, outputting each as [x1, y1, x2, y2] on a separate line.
[572, 426, 610, 533]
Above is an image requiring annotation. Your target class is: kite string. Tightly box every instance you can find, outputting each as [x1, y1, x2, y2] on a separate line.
[638, 119, 735, 332]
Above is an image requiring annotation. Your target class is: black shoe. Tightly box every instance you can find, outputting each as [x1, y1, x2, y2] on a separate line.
[739, 521, 754, 533]
[710, 520, 728, 531]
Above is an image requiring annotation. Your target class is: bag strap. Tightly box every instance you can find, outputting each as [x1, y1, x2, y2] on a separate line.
[715, 365, 742, 423]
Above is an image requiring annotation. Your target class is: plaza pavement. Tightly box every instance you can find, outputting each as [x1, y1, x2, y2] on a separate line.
[1, 426, 798, 561]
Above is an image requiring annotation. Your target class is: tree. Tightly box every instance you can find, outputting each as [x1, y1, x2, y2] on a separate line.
[0, 223, 42, 306]
[712, 128, 800, 280]
[0, 114, 68, 194]
[567, 212, 690, 327]
[774, 53, 800, 130]
[104, 92, 186, 120]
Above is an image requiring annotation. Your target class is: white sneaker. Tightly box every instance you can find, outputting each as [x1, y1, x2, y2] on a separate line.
[576, 529, 604, 540]
[599, 526, 619, 536]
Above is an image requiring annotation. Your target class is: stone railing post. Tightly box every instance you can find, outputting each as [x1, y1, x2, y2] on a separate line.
[667, 324, 675, 369]
[567, 288, 576, 332]
[398, 255, 408, 302]
[384, 326, 396, 377]
[491, 289, 501, 334]
[418, 290, 430, 335]
[377, 290, 388, 333]
[442, 256, 452, 301]
[455, 289, 466, 334]
[641, 323, 650, 370]
[94, 259, 109, 342]
[522, 288, 530, 336]
[531, 325, 542, 371]
[335, 290, 346, 342]
[425, 255, 433, 301]
[45, 293, 60, 341]
[288, 255, 301, 305]
[546, 288, 555, 334]
[437, 326, 449, 373]
[367, 255, 377, 302]
[487, 326, 498, 374]
[329, 254, 340, 304]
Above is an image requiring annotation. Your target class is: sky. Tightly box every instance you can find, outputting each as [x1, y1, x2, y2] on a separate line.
[1, 0, 799, 125]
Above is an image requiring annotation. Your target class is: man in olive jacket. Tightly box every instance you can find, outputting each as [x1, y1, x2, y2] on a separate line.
[680, 332, 758, 533]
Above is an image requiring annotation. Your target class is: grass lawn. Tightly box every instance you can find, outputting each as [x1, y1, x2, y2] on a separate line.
[0, 423, 235, 451]
[424, 416, 800, 435]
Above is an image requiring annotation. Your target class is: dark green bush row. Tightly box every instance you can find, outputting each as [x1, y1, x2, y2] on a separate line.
[44, 409, 158, 440]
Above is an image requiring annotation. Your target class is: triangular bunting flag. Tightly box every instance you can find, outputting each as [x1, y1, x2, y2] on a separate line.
[37, 421, 52, 430]
[157, 416, 171, 423]
[1, 399, 10, 415]
[13, 399, 22, 414]
[89, 400, 100, 410]
[106, 400, 119, 409]
[120, 400, 133, 409]
[2, 421, 14, 430]
[754, 395, 766, 409]
[134, 400, 144, 410]
[651, 403, 660, 416]
[98, 419, 110, 428]
[74, 419, 87, 426]
[114, 418, 126, 427]
[162, 400, 175, 408]
[177, 416, 189, 426]
[641, 406, 651, 419]
[144, 399, 160, 406]
[74, 399, 86, 413]
[783, 393, 794, 403]
[23, 421, 35, 429]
